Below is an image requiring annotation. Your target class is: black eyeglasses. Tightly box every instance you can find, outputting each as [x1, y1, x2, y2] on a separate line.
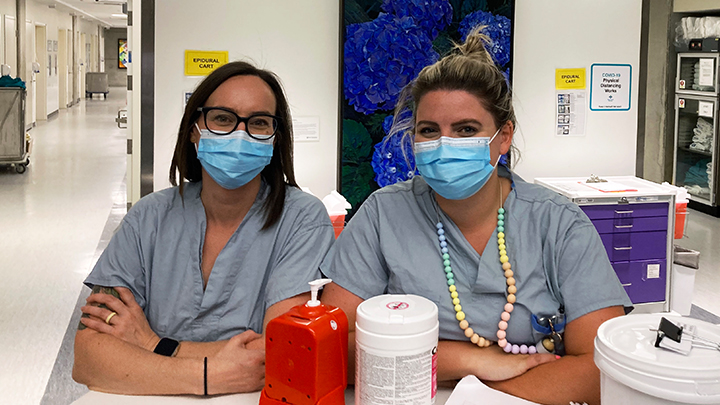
[197, 107, 280, 140]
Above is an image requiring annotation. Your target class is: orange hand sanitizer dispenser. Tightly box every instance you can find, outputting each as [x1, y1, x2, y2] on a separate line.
[260, 279, 348, 405]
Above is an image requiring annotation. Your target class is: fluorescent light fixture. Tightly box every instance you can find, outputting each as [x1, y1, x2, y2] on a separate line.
[111, 13, 128, 19]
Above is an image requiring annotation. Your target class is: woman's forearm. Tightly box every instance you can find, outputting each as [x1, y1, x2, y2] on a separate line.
[73, 328, 204, 395]
[485, 353, 600, 405]
[175, 340, 228, 358]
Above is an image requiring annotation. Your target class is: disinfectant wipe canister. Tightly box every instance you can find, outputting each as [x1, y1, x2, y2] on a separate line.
[356, 294, 439, 405]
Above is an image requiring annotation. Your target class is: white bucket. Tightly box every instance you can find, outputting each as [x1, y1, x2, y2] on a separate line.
[595, 314, 720, 405]
[672, 264, 699, 316]
[355, 294, 439, 405]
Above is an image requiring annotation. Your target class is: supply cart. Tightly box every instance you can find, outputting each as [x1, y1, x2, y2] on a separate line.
[0, 87, 29, 173]
[85, 72, 109, 99]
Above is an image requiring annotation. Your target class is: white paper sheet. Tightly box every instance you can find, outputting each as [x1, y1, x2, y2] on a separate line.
[444, 375, 541, 405]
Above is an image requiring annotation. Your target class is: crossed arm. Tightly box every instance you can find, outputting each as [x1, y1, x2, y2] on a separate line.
[72, 285, 308, 395]
[321, 283, 624, 405]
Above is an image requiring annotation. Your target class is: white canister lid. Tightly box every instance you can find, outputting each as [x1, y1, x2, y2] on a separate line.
[594, 314, 720, 403]
[356, 294, 438, 336]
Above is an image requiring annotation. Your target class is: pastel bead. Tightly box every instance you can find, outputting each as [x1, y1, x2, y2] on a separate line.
[502, 341, 511, 352]
[498, 214, 504, 221]
[502, 262, 511, 270]
[446, 272, 454, 280]
[452, 298, 460, 305]
[455, 311, 465, 321]
[441, 247, 448, 254]
[498, 238, 505, 245]
[498, 321, 508, 330]
[512, 345, 520, 354]
[447, 279, 455, 285]
[508, 285, 517, 294]
[449, 285, 456, 293]
[444, 266, 452, 273]
[500, 255, 509, 264]
[520, 345, 528, 354]
[504, 303, 514, 313]
[437, 229, 445, 235]
[498, 220, 504, 226]
[477, 337, 486, 347]
[498, 208, 505, 214]
[471, 334, 480, 344]
[498, 226, 504, 233]
[438, 235, 446, 242]
[442, 253, 449, 260]
[506, 277, 516, 286]
[497, 330, 506, 339]
[498, 338, 508, 348]
[459, 320, 469, 329]
[464, 328, 474, 338]
[451, 291, 458, 299]
[497, 232, 505, 239]
[454, 304, 462, 312]
[499, 249, 507, 257]
[504, 269, 513, 278]
[436, 222, 443, 229]
[528, 346, 537, 354]
[507, 294, 516, 304]
[443, 259, 451, 267]
[498, 244, 506, 251]
[440, 241, 447, 248]
[501, 311, 511, 321]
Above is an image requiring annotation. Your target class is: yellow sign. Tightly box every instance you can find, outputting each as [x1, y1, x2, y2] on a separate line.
[185, 50, 229, 76]
[555, 68, 586, 90]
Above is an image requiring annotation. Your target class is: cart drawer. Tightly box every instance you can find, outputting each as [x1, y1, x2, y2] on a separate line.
[591, 216, 668, 234]
[600, 231, 667, 262]
[612, 259, 666, 304]
[581, 203, 669, 220]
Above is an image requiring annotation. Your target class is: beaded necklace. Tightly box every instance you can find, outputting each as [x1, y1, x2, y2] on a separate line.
[434, 179, 536, 355]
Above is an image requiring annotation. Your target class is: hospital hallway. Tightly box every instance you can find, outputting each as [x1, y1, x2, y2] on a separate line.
[1, 86, 720, 405]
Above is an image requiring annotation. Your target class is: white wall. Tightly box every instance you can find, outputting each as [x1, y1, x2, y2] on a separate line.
[26, 0, 73, 115]
[153, 0, 339, 198]
[512, 0, 642, 181]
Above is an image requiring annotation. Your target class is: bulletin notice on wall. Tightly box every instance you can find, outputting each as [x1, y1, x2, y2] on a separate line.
[590, 64, 632, 111]
[555, 68, 587, 137]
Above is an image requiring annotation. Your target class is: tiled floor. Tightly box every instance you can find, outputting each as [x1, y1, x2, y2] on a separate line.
[0, 90, 127, 405]
[1, 87, 719, 405]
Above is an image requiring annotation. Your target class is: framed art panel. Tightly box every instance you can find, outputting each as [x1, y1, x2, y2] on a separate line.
[118, 38, 128, 69]
[339, 0, 514, 217]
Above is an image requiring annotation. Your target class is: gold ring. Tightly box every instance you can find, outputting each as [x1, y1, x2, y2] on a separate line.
[105, 312, 117, 325]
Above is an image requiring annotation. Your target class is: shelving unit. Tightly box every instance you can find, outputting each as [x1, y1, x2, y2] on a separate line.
[673, 53, 720, 215]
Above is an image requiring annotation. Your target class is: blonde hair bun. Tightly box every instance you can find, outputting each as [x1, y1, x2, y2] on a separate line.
[455, 26, 495, 65]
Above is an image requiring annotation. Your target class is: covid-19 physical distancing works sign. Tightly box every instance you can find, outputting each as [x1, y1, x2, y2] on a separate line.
[184, 50, 229, 76]
[590, 64, 632, 111]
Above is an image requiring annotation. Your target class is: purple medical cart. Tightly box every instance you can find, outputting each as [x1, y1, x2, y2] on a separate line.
[535, 176, 676, 313]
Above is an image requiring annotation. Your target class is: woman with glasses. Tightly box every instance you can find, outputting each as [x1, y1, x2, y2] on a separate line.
[73, 61, 334, 395]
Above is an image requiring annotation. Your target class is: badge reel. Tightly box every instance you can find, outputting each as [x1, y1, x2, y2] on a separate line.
[531, 310, 566, 356]
[654, 317, 720, 356]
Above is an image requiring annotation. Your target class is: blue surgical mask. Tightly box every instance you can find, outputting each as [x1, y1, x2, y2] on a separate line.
[194, 124, 274, 190]
[414, 127, 502, 200]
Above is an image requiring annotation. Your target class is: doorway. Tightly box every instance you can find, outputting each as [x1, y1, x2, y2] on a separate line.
[58, 29, 67, 108]
[25, 20, 35, 129]
[3, 16, 16, 75]
[34, 24, 47, 121]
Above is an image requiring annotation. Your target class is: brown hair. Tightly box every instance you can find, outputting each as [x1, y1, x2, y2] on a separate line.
[169, 61, 297, 229]
[391, 27, 519, 165]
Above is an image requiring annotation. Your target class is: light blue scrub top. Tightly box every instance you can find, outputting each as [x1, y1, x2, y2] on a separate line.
[320, 167, 632, 345]
[85, 181, 335, 342]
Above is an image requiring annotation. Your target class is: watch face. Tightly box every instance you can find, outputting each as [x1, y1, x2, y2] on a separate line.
[154, 338, 180, 356]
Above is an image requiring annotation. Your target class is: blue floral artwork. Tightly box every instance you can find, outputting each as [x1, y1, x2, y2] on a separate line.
[341, 0, 514, 215]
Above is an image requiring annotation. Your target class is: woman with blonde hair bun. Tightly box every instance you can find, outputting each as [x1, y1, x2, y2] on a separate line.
[321, 28, 631, 405]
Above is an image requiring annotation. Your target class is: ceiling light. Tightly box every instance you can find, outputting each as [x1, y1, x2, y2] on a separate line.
[110, 13, 127, 18]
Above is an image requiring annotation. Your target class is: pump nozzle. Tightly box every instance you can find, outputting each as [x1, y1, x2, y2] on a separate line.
[307, 279, 333, 307]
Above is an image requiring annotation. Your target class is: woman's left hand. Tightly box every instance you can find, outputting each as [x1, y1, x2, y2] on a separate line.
[80, 287, 160, 351]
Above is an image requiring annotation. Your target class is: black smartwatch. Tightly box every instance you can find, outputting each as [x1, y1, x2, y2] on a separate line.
[154, 337, 180, 357]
